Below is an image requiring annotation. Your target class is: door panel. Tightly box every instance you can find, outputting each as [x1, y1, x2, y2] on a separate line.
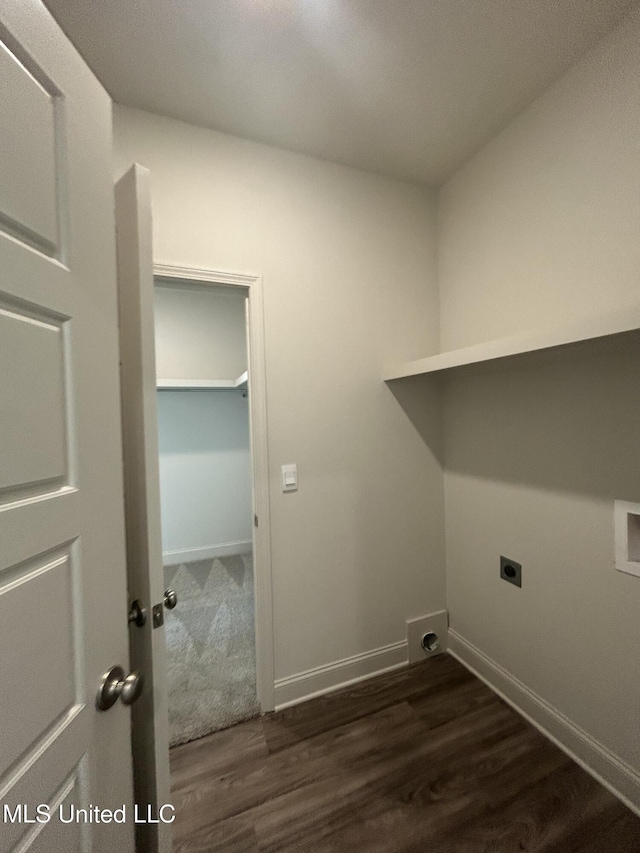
[27, 783, 84, 853]
[0, 2, 133, 851]
[0, 548, 77, 771]
[116, 164, 172, 853]
[0, 301, 67, 493]
[0, 37, 58, 252]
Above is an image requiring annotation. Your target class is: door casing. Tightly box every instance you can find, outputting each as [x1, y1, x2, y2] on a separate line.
[153, 263, 275, 711]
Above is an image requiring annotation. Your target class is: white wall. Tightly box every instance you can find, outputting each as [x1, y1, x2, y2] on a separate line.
[439, 8, 640, 807]
[113, 107, 445, 689]
[154, 282, 247, 380]
[157, 391, 252, 562]
[438, 5, 640, 352]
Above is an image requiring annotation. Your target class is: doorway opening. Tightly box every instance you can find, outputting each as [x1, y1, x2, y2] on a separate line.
[152, 265, 274, 746]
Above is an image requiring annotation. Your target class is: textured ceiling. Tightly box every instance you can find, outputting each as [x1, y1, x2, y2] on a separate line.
[44, 0, 637, 185]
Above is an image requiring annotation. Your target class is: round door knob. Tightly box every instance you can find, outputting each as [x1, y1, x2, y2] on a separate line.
[96, 665, 144, 711]
[164, 588, 178, 610]
[120, 672, 144, 705]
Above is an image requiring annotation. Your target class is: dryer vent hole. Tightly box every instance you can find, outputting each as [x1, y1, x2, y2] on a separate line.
[421, 631, 440, 653]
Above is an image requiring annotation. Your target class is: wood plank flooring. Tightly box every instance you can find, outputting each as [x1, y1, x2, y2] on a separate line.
[169, 654, 640, 852]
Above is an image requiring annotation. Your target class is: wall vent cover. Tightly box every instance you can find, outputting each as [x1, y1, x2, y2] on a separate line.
[614, 500, 640, 578]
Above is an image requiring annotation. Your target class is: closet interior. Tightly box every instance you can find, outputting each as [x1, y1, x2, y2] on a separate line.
[154, 279, 258, 746]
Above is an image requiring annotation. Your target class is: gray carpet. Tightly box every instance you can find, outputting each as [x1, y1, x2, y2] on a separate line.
[164, 553, 259, 747]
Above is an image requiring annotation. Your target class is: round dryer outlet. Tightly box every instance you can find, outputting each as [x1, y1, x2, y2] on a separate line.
[421, 631, 440, 653]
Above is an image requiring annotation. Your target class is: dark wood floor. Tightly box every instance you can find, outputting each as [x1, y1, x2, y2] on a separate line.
[169, 654, 640, 852]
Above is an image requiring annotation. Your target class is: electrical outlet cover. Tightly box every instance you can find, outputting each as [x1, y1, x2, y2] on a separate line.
[500, 555, 522, 587]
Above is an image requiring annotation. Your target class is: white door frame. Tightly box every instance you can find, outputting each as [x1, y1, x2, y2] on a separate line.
[153, 262, 275, 711]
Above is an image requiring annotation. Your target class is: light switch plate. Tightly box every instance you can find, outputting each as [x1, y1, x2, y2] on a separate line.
[281, 464, 297, 492]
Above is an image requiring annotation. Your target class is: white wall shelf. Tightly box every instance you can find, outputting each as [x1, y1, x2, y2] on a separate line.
[157, 370, 248, 390]
[383, 306, 640, 381]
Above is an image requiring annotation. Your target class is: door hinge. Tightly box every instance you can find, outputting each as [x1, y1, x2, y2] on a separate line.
[254, 514, 259, 527]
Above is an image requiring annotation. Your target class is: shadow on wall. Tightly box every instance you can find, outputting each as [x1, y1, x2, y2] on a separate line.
[443, 332, 640, 502]
[386, 373, 444, 467]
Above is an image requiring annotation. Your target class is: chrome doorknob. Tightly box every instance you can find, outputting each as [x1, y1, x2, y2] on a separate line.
[163, 588, 178, 610]
[96, 665, 144, 711]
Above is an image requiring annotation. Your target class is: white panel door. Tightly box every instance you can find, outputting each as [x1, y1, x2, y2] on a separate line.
[0, 2, 134, 851]
[115, 164, 172, 853]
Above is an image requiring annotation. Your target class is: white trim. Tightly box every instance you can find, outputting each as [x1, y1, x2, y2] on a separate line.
[274, 641, 408, 710]
[156, 372, 247, 390]
[383, 304, 640, 380]
[162, 540, 252, 566]
[448, 630, 640, 815]
[153, 262, 275, 711]
[154, 264, 259, 288]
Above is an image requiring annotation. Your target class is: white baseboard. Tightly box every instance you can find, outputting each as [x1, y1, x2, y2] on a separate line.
[274, 640, 408, 710]
[162, 539, 252, 566]
[448, 629, 640, 815]
[406, 609, 448, 663]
